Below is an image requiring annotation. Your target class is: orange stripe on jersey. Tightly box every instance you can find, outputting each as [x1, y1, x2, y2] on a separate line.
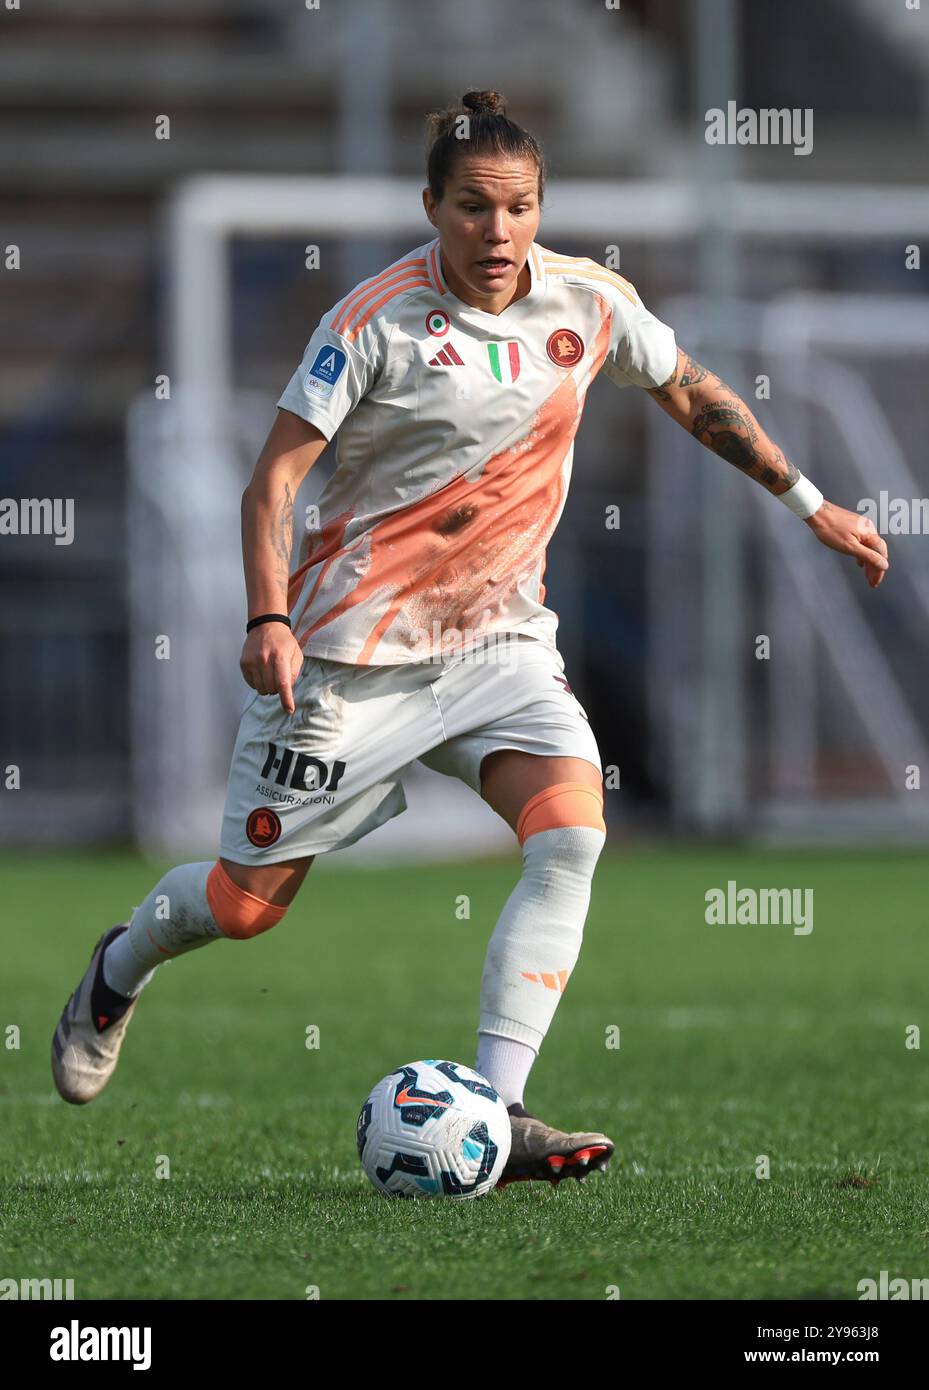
[542, 253, 638, 306]
[545, 259, 639, 294]
[335, 273, 432, 342]
[332, 257, 427, 328]
[287, 509, 354, 632]
[428, 242, 446, 294]
[345, 277, 432, 343]
[544, 265, 638, 307]
[542, 249, 630, 281]
[293, 296, 615, 662]
[332, 259, 429, 337]
[546, 264, 638, 307]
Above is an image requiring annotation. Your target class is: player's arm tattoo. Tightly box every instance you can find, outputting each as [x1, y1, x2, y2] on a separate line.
[647, 347, 800, 493]
[271, 480, 295, 583]
[690, 397, 800, 493]
[647, 350, 712, 402]
[679, 352, 710, 389]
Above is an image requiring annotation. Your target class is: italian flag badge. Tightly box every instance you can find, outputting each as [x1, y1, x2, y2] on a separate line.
[486, 341, 521, 384]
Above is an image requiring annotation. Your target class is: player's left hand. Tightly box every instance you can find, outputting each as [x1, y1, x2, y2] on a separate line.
[805, 502, 889, 588]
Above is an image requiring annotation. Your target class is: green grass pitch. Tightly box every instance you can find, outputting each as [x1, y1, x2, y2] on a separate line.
[1, 845, 926, 1300]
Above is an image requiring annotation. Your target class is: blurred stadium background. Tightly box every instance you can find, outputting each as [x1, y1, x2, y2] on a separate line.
[2, 0, 927, 863]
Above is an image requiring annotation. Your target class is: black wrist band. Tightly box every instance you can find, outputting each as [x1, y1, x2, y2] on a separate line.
[246, 613, 292, 633]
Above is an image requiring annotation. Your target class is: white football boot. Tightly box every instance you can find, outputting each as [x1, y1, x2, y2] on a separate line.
[51, 925, 139, 1104]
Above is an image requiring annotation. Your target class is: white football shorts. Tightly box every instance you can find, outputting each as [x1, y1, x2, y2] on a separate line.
[218, 634, 602, 864]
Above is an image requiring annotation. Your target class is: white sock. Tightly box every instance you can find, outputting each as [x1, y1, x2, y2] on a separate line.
[103, 861, 223, 997]
[102, 943, 155, 999]
[478, 825, 605, 1052]
[475, 1034, 537, 1108]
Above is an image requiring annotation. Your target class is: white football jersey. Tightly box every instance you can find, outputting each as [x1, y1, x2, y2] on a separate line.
[277, 237, 677, 665]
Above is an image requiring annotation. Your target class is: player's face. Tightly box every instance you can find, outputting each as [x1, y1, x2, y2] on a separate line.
[423, 155, 541, 312]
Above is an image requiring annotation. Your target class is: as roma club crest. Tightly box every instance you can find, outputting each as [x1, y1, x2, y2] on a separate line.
[246, 807, 282, 848]
[546, 328, 584, 368]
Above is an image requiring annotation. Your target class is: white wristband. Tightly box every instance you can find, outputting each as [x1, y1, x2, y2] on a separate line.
[779, 473, 824, 519]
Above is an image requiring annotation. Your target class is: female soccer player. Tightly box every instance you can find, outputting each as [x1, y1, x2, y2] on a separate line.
[53, 91, 888, 1188]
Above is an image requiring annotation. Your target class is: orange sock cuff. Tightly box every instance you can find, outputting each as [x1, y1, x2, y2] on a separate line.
[206, 860, 288, 940]
[515, 782, 606, 846]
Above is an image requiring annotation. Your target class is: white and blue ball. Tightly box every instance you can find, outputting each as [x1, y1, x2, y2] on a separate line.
[357, 1059, 511, 1198]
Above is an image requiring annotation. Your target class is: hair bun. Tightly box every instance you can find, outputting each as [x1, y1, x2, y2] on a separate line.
[425, 90, 545, 205]
[462, 89, 506, 117]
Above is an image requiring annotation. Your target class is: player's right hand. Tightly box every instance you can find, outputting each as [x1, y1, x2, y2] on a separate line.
[805, 502, 890, 589]
[240, 624, 305, 714]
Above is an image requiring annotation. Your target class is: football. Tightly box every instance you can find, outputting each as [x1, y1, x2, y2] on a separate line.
[356, 1059, 512, 1198]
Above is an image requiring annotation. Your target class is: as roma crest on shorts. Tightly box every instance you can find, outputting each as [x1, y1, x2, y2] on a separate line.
[246, 807, 282, 848]
[546, 328, 584, 368]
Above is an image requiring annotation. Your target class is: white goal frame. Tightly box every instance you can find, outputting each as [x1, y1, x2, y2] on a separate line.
[122, 175, 929, 856]
[167, 175, 929, 403]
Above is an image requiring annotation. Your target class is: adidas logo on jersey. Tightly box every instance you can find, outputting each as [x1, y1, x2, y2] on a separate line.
[428, 343, 464, 367]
